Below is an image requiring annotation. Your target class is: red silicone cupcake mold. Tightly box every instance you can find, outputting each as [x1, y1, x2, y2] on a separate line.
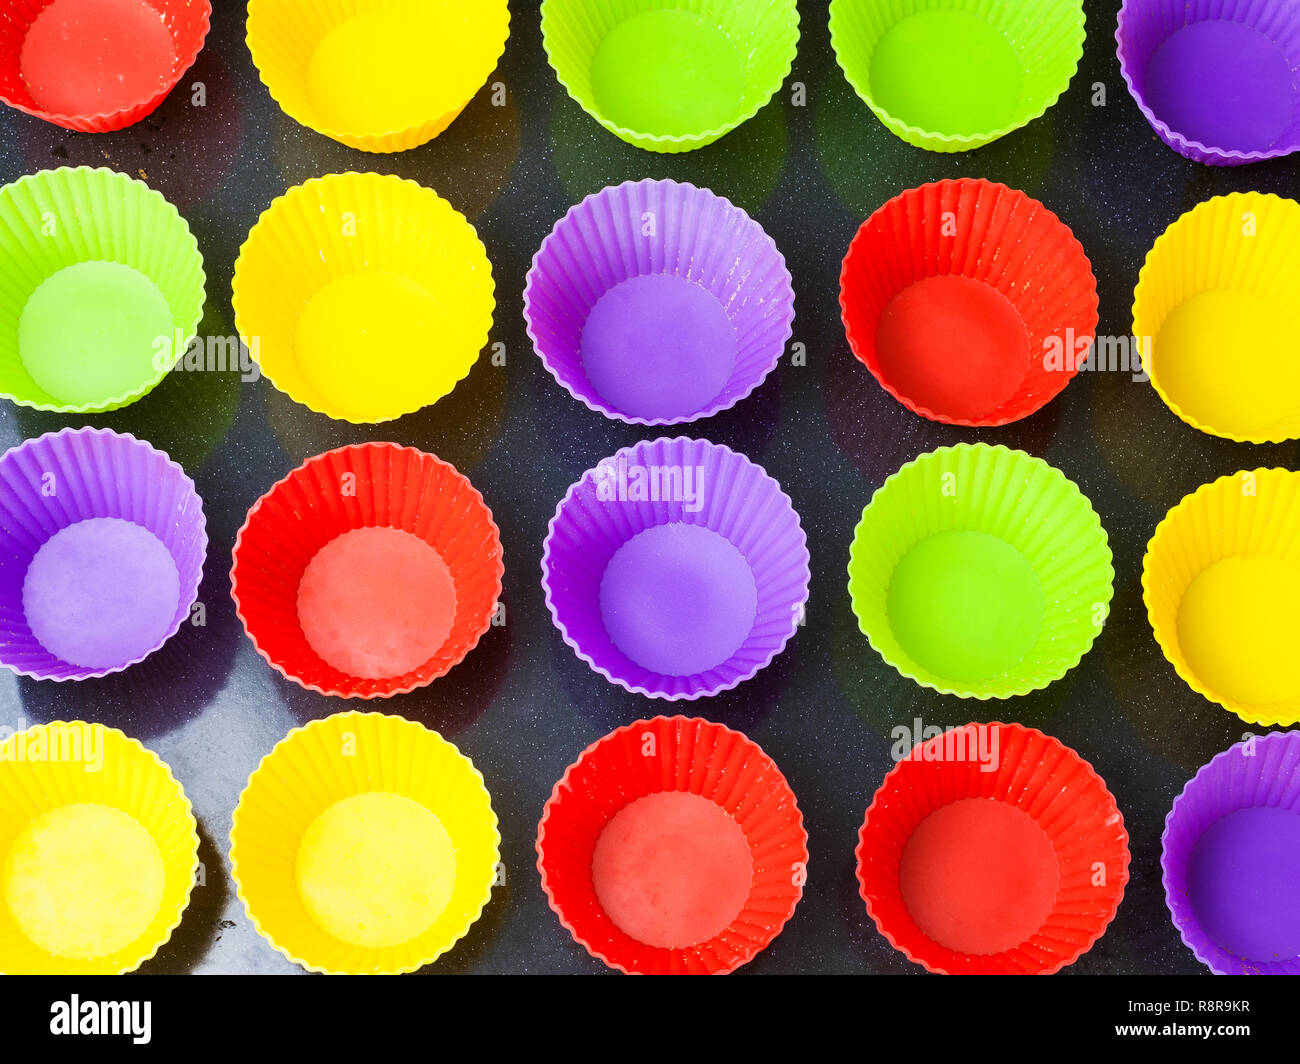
[537, 716, 808, 974]
[856, 722, 1129, 974]
[0, 0, 212, 133]
[231, 443, 503, 699]
[840, 179, 1099, 426]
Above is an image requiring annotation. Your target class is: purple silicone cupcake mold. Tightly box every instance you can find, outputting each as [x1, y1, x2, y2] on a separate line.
[0, 427, 207, 681]
[1162, 731, 1300, 974]
[1117, 0, 1300, 165]
[523, 179, 795, 425]
[541, 437, 809, 700]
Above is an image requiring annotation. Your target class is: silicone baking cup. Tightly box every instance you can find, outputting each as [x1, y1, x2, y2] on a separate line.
[848, 444, 1113, 699]
[840, 179, 1098, 426]
[0, 0, 210, 133]
[0, 428, 206, 682]
[247, 0, 508, 153]
[1163, 731, 1300, 974]
[1143, 469, 1300, 726]
[857, 722, 1129, 974]
[537, 716, 807, 974]
[542, 437, 809, 700]
[232, 172, 494, 424]
[829, 0, 1086, 151]
[0, 167, 205, 414]
[0, 722, 198, 974]
[524, 179, 795, 425]
[541, 0, 799, 153]
[1117, 0, 1300, 165]
[232, 442, 503, 700]
[231, 712, 499, 975]
[1134, 192, 1300, 443]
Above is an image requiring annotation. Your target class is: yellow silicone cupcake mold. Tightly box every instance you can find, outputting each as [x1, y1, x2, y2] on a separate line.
[1134, 193, 1300, 444]
[232, 172, 495, 424]
[247, 0, 510, 152]
[230, 712, 500, 974]
[0, 722, 198, 974]
[1144, 469, 1300, 727]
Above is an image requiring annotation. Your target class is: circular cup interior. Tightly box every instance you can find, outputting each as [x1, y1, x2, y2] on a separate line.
[1118, 0, 1300, 162]
[541, 0, 799, 149]
[542, 438, 809, 700]
[847, 444, 1112, 698]
[841, 179, 1098, 426]
[830, 0, 1085, 148]
[247, 0, 509, 149]
[0, 428, 207, 681]
[1143, 469, 1300, 725]
[230, 712, 499, 974]
[857, 722, 1129, 974]
[231, 443, 503, 699]
[0, 167, 205, 413]
[0, 0, 211, 131]
[525, 180, 794, 424]
[1162, 732, 1300, 974]
[536, 716, 807, 974]
[0, 723, 198, 974]
[1135, 193, 1300, 443]
[232, 172, 494, 424]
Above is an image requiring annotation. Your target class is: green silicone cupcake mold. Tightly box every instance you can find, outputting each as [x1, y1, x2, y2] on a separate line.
[541, 0, 800, 153]
[848, 444, 1113, 698]
[829, 0, 1086, 152]
[0, 167, 205, 414]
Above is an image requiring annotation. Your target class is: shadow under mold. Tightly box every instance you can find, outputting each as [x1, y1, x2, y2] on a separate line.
[272, 80, 522, 223]
[549, 88, 788, 218]
[18, 551, 240, 742]
[266, 344, 507, 477]
[545, 615, 796, 737]
[814, 66, 1056, 222]
[825, 342, 1061, 486]
[414, 877, 509, 975]
[271, 613, 511, 739]
[14, 305, 245, 476]
[532, 356, 784, 478]
[828, 585, 1073, 741]
[1089, 366, 1299, 510]
[1104, 575, 1267, 775]
[134, 822, 230, 975]
[22, 48, 242, 211]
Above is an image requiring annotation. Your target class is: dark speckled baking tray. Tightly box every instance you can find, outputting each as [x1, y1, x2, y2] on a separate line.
[0, 0, 1293, 974]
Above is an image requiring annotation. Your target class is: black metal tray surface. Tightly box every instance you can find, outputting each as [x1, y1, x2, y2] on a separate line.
[0, 0, 1293, 974]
